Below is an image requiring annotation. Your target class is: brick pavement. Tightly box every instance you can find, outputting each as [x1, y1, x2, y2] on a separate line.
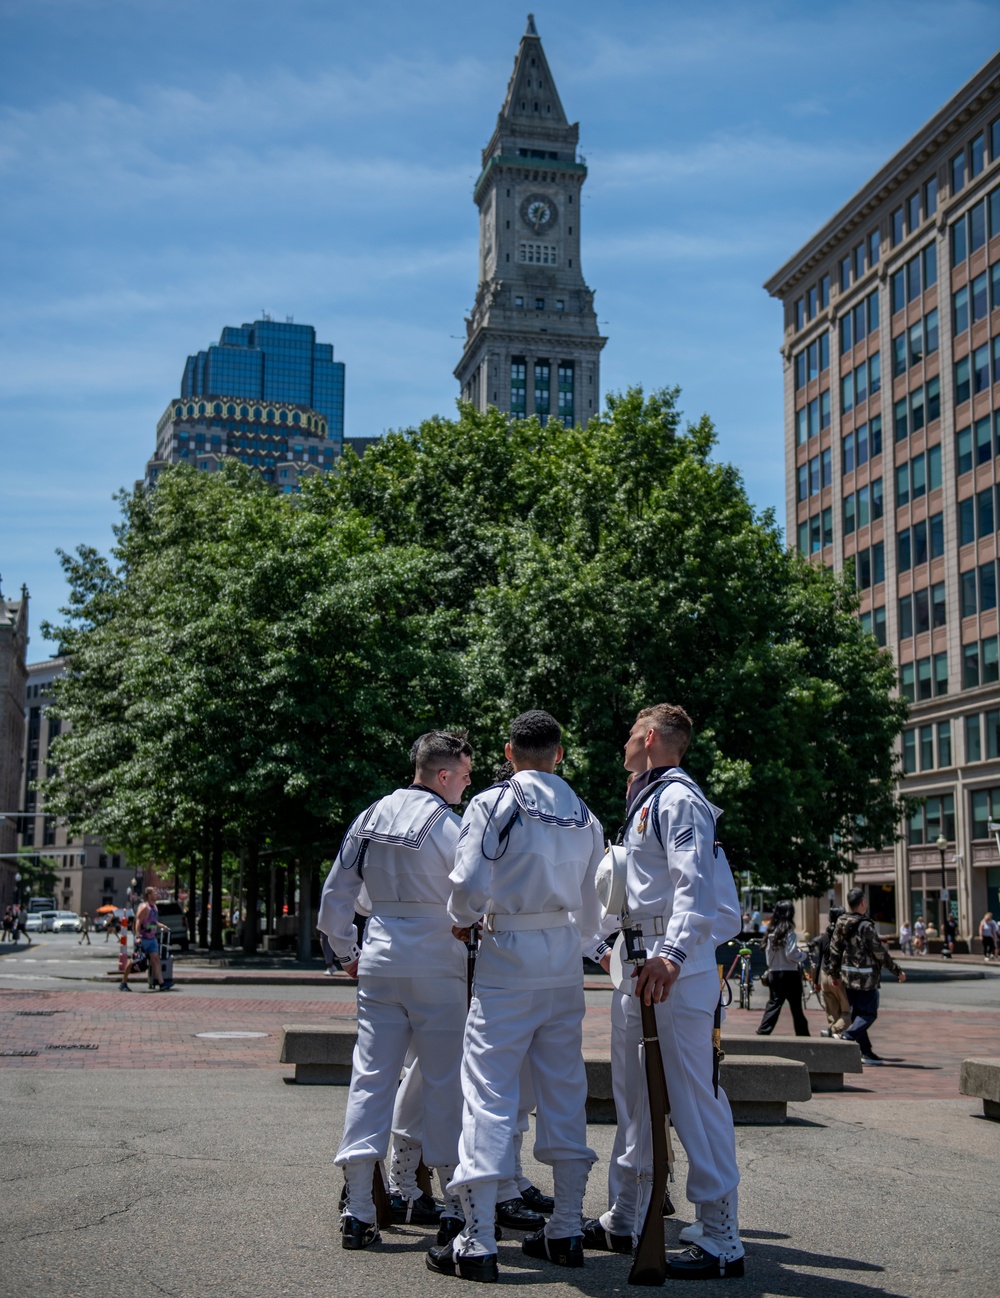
[1, 984, 991, 1103]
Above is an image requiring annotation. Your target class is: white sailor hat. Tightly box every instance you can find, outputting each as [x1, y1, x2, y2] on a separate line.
[595, 844, 627, 921]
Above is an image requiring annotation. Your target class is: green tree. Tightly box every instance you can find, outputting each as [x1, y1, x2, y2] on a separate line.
[333, 389, 907, 894]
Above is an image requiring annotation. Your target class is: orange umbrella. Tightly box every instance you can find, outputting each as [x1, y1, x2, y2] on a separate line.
[95, 904, 117, 914]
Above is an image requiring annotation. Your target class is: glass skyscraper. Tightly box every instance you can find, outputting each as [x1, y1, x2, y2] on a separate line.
[142, 316, 346, 492]
[181, 318, 345, 443]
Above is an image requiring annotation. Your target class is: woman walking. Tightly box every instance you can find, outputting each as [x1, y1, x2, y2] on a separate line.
[756, 900, 810, 1036]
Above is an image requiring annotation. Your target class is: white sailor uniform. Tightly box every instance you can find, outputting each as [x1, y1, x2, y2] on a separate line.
[446, 771, 604, 1258]
[604, 769, 743, 1263]
[318, 786, 466, 1224]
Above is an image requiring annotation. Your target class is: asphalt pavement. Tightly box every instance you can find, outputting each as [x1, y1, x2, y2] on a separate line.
[1, 935, 998, 1298]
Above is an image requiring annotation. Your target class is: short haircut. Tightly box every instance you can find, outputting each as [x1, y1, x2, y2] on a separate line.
[509, 710, 562, 761]
[828, 906, 844, 925]
[635, 703, 693, 758]
[410, 730, 473, 773]
[847, 885, 865, 910]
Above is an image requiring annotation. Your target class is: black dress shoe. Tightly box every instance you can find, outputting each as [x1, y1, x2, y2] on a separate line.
[390, 1191, 441, 1224]
[665, 1245, 745, 1279]
[582, 1217, 633, 1254]
[522, 1227, 584, 1268]
[520, 1184, 555, 1215]
[426, 1243, 499, 1282]
[341, 1215, 380, 1250]
[496, 1197, 544, 1230]
[437, 1217, 502, 1246]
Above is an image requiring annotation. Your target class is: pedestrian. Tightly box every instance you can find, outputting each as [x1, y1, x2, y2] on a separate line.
[2, 906, 12, 942]
[582, 703, 744, 1280]
[78, 913, 92, 945]
[755, 901, 811, 1037]
[319, 930, 338, 976]
[427, 711, 604, 1282]
[979, 912, 998, 961]
[741, 912, 750, 932]
[812, 906, 849, 1037]
[829, 886, 906, 1065]
[899, 919, 913, 956]
[750, 908, 762, 934]
[913, 915, 926, 955]
[120, 888, 170, 991]
[319, 730, 473, 1252]
[15, 908, 29, 946]
[942, 910, 957, 958]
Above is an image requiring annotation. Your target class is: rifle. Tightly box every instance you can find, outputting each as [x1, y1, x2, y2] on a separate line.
[466, 920, 480, 1008]
[623, 920, 670, 1287]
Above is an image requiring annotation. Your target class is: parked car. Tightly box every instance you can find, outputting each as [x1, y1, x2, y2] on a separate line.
[52, 912, 81, 933]
[24, 913, 45, 932]
[37, 911, 60, 932]
[156, 901, 190, 952]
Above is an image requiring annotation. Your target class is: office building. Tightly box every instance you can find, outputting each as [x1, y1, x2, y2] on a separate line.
[142, 316, 345, 491]
[0, 583, 28, 909]
[18, 659, 135, 916]
[765, 53, 1000, 947]
[455, 16, 606, 423]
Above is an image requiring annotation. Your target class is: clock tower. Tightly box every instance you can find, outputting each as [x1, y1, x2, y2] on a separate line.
[454, 15, 606, 425]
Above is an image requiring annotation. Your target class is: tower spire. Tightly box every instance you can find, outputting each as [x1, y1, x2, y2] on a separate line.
[499, 14, 568, 128]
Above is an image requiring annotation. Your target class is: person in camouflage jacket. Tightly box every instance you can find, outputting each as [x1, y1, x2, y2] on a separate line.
[829, 886, 906, 1064]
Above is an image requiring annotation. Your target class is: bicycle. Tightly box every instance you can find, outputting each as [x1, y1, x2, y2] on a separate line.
[719, 940, 759, 1010]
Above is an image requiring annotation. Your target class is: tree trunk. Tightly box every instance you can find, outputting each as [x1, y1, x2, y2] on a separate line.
[199, 843, 209, 949]
[210, 819, 224, 951]
[242, 839, 260, 955]
[296, 858, 312, 962]
[187, 855, 197, 945]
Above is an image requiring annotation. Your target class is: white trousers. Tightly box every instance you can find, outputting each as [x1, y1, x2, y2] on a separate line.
[607, 967, 738, 1232]
[336, 973, 466, 1171]
[449, 983, 595, 1251]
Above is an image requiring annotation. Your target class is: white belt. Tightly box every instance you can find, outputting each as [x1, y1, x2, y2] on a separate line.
[843, 967, 873, 975]
[484, 911, 572, 932]
[371, 902, 443, 918]
[622, 912, 666, 936]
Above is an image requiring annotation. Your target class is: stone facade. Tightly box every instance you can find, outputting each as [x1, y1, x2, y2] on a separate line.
[19, 658, 134, 917]
[0, 584, 28, 909]
[766, 53, 1000, 944]
[455, 16, 606, 425]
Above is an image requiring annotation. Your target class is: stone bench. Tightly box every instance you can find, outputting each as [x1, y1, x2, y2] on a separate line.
[585, 1053, 811, 1125]
[959, 1057, 1000, 1120]
[279, 1022, 357, 1084]
[281, 1025, 812, 1124]
[721, 1036, 862, 1091]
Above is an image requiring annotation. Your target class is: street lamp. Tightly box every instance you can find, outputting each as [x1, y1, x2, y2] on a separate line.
[935, 834, 951, 958]
[13, 871, 20, 906]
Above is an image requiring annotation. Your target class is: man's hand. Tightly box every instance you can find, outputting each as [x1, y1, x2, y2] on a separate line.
[897, 970, 906, 984]
[831, 977, 841, 987]
[342, 958, 359, 978]
[452, 925, 471, 943]
[599, 951, 612, 974]
[633, 955, 680, 1006]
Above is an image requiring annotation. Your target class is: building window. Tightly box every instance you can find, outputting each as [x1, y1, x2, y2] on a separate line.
[510, 359, 526, 418]
[819, 273, 830, 308]
[794, 297, 805, 330]
[891, 206, 904, 246]
[519, 243, 558, 265]
[903, 730, 916, 774]
[868, 230, 880, 267]
[951, 150, 965, 195]
[839, 256, 851, 292]
[924, 175, 938, 218]
[971, 132, 985, 178]
[906, 191, 920, 234]
[534, 361, 550, 420]
[557, 361, 574, 427]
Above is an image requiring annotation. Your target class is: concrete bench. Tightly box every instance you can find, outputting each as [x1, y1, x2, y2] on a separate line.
[279, 1022, 357, 1084]
[959, 1057, 1000, 1120]
[722, 1036, 863, 1091]
[281, 1025, 812, 1124]
[585, 1054, 811, 1125]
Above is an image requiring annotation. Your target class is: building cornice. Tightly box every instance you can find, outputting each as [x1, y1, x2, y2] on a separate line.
[764, 50, 1000, 299]
[473, 154, 587, 205]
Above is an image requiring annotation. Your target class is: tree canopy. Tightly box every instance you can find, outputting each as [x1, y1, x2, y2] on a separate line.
[43, 388, 907, 899]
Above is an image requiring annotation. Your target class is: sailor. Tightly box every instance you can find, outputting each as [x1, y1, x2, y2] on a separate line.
[584, 704, 745, 1280]
[318, 730, 473, 1250]
[426, 710, 604, 1283]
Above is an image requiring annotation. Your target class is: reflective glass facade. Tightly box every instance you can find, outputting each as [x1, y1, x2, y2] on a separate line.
[181, 318, 345, 441]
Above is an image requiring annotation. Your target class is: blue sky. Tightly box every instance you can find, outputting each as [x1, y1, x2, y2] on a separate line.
[2, 0, 998, 652]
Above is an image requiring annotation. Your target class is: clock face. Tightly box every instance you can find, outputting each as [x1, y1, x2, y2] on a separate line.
[519, 192, 558, 234]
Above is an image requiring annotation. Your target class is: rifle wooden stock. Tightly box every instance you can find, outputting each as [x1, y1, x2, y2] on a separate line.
[373, 1160, 393, 1227]
[628, 996, 670, 1287]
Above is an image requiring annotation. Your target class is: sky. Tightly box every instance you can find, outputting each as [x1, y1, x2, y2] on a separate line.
[2, 0, 998, 655]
